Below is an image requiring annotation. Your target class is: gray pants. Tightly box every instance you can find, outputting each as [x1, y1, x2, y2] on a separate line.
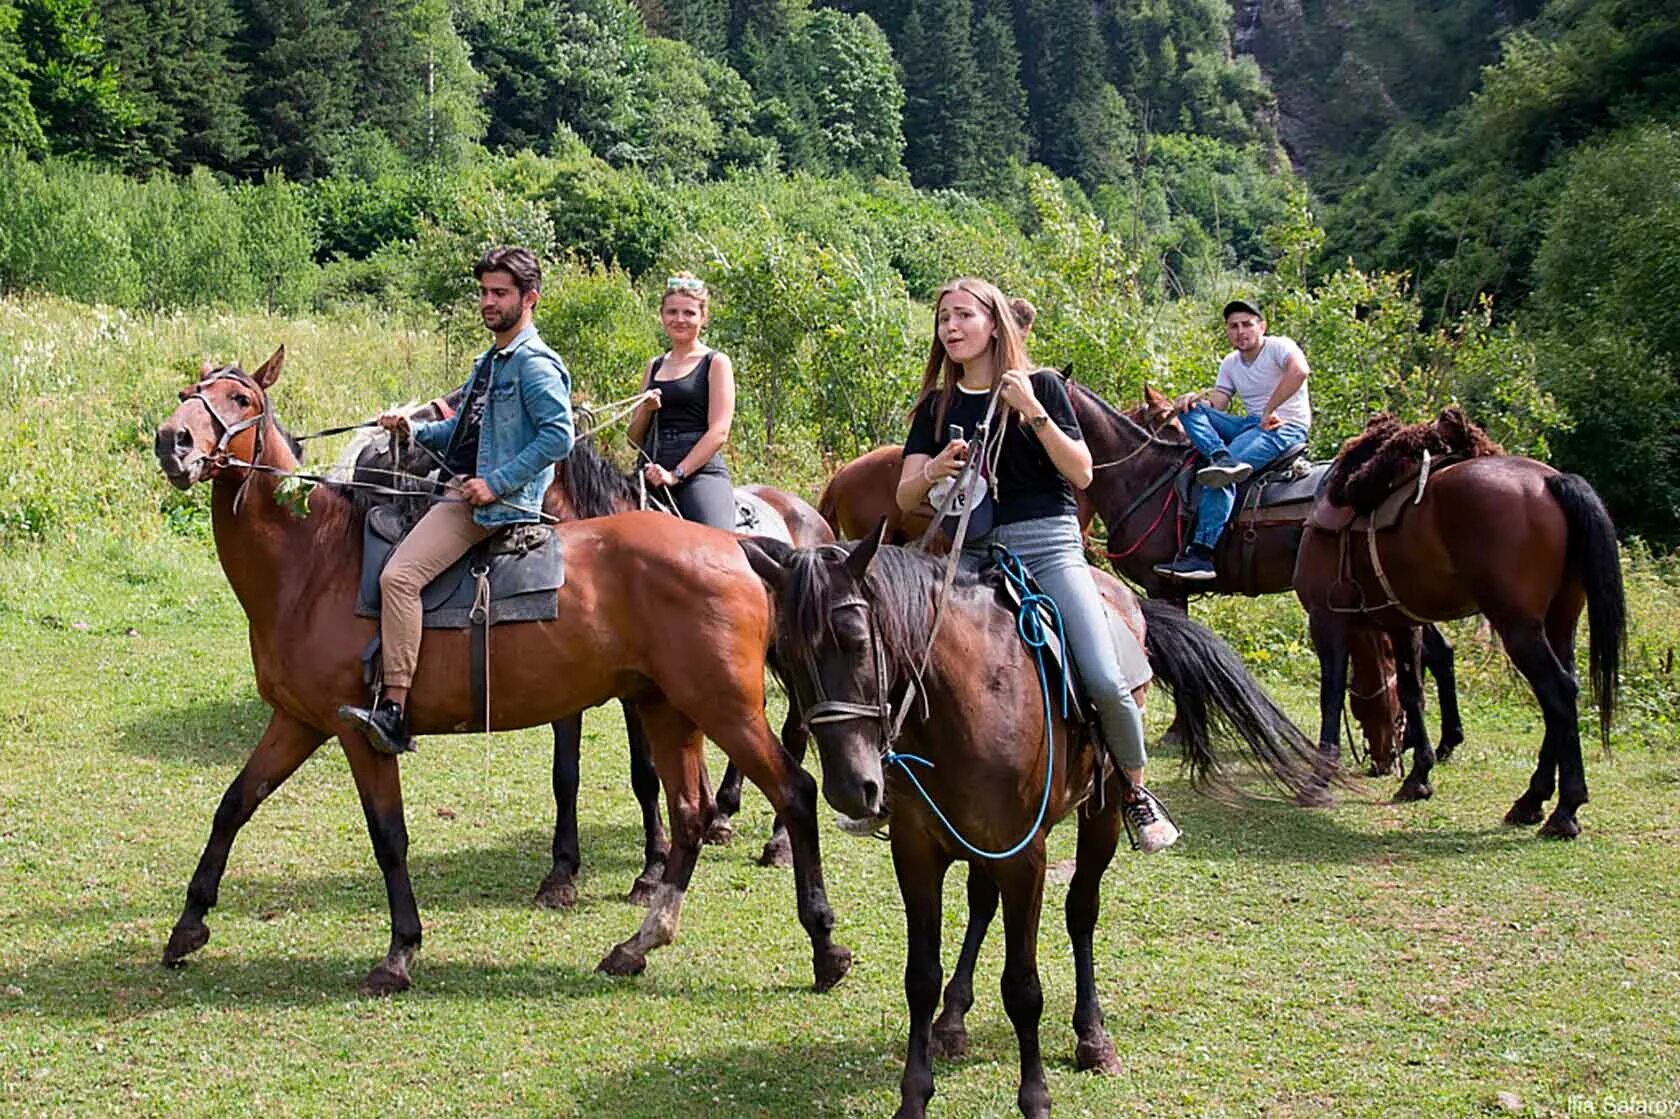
[668, 467, 735, 530]
[964, 514, 1148, 769]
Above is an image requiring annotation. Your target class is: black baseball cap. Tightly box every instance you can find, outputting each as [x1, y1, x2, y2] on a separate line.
[1223, 299, 1263, 319]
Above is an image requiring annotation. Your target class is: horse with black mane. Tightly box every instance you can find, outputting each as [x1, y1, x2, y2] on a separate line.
[152, 349, 853, 994]
[742, 526, 1328, 1119]
[349, 400, 833, 904]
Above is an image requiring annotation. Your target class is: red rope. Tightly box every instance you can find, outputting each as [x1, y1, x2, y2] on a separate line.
[1106, 488, 1178, 560]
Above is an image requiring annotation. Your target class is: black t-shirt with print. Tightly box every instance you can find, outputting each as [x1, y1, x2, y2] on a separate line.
[444, 359, 491, 477]
[903, 370, 1083, 526]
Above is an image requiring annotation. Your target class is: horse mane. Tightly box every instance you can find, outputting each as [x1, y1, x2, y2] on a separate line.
[1328, 406, 1505, 511]
[780, 543, 981, 687]
[553, 435, 639, 519]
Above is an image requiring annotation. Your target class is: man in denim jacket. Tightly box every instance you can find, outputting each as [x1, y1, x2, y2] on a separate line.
[340, 245, 574, 754]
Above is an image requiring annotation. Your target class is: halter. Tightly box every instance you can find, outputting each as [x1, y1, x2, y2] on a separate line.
[796, 594, 899, 753]
[184, 368, 271, 515]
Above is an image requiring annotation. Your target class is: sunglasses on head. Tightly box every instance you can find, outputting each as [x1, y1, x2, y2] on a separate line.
[666, 276, 706, 292]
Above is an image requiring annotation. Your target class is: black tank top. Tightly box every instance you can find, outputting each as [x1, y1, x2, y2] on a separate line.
[645, 351, 727, 475]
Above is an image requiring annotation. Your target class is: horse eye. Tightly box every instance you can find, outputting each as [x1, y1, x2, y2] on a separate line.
[233, 393, 251, 408]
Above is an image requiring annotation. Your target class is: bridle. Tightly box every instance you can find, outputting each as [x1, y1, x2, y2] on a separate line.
[182, 368, 270, 514]
[795, 593, 900, 755]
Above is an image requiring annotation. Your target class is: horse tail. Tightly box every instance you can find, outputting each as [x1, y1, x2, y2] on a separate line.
[1545, 472, 1625, 748]
[816, 477, 841, 537]
[1138, 599, 1325, 795]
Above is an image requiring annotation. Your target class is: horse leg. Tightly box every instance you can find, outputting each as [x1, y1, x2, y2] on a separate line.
[1068, 799, 1125, 1075]
[705, 759, 742, 846]
[930, 867, 999, 1060]
[1541, 597, 1590, 838]
[623, 701, 670, 906]
[1391, 627, 1438, 802]
[755, 704, 804, 870]
[534, 716, 583, 909]
[1421, 624, 1465, 761]
[164, 710, 326, 967]
[1303, 608, 1349, 806]
[341, 731, 424, 995]
[712, 707, 852, 991]
[1498, 620, 1580, 834]
[892, 828, 949, 1119]
[597, 700, 708, 976]
[996, 857, 1051, 1119]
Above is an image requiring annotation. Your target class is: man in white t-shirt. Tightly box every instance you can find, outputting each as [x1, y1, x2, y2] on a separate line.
[1154, 299, 1312, 581]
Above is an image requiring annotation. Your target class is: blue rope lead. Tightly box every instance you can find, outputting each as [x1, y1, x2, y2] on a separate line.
[884, 546, 1065, 861]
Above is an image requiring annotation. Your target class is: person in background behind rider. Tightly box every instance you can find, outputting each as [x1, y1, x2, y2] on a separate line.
[896, 277, 1179, 854]
[338, 245, 574, 755]
[626, 272, 737, 530]
[1154, 298, 1311, 582]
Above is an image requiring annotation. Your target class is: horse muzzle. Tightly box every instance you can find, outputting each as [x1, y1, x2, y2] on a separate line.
[154, 426, 206, 488]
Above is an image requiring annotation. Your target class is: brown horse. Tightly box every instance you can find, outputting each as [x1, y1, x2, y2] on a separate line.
[741, 527, 1324, 1119]
[1295, 455, 1625, 836]
[813, 399, 1461, 776]
[352, 412, 832, 903]
[151, 349, 852, 994]
[1068, 381, 1465, 774]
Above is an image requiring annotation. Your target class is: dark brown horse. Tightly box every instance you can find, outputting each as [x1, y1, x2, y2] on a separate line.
[351, 410, 833, 903]
[151, 349, 852, 994]
[741, 527, 1325, 1119]
[1068, 381, 1466, 775]
[1295, 454, 1625, 836]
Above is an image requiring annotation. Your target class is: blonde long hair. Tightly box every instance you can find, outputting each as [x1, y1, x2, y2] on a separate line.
[914, 277, 1033, 433]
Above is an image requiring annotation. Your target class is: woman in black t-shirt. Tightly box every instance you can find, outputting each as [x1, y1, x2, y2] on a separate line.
[896, 277, 1179, 854]
[627, 272, 737, 529]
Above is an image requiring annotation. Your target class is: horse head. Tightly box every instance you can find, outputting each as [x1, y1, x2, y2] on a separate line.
[742, 520, 901, 822]
[155, 347, 287, 489]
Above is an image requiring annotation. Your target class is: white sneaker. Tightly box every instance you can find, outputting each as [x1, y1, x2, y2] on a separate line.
[1123, 787, 1181, 854]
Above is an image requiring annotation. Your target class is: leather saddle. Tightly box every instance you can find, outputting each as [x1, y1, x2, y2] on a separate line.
[1174, 442, 1323, 520]
[354, 503, 565, 628]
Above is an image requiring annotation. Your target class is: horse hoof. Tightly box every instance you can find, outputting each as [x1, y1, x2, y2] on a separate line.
[1394, 781, 1433, 803]
[1538, 814, 1581, 839]
[757, 834, 793, 869]
[929, 1023, 968, 1060]
[626, 875, 661, 907]
[360, 961, 411, 997]
[1295, 784, 1334, 808]
[597, 945, 647, 978]
[1075, 1033, 1123, 1075]
[702, 817, 734, 846]
[1504, 797, 1546, 826]
[813, 944, 853, 993]
[162, 920, 209, 966]
[533, 874, 578, 910]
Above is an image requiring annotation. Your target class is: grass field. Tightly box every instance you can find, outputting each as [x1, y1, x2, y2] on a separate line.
[2, 300, 1677, 1117]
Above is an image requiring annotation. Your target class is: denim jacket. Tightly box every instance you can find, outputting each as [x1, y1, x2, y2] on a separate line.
[411, 324, 574, 528]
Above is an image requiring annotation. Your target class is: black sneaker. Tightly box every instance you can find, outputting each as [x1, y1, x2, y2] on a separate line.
[338, 699, 414, 755]
[1122, 786, 1181, 854]
[1153, 548, 1217, 582]
[1196, 453, 1252, 489]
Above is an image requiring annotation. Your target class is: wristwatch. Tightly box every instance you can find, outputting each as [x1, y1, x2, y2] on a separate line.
[672, 466, 687, 483]
[1027, 413, 1051, 432]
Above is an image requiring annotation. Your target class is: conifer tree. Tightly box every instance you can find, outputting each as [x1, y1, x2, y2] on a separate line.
[897, 0, 983, 189]
[16, 0, 134, 159]
[0, 0, 44, 153]
[235, 0, 359, 178]
[969, 0, 1029, 187]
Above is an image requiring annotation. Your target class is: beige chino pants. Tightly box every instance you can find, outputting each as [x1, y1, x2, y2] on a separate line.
[378, 500, 494, 688]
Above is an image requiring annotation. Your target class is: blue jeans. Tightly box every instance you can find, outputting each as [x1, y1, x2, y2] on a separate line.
[1180, 405, 1308, 549]
[963, 515, 1148, 769]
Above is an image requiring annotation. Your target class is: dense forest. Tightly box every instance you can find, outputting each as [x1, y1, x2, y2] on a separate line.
[0, 0, 1676, 544]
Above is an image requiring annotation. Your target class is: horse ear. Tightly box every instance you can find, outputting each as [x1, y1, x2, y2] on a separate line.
[1143, 383, 1169, 407]
[253, 345, 286, 389]
[845, 517, 889, 579]
[198, 359, 216, 378]
[739, 537, 792, 592]
[1058, 363, 1073, 383]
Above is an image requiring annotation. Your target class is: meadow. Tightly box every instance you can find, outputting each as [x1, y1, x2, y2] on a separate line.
[2, 301, 1677, 1117]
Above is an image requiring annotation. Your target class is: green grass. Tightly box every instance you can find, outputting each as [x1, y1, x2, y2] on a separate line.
[2, 539, 1678, 1119]
[3, 296, 1678, 1117]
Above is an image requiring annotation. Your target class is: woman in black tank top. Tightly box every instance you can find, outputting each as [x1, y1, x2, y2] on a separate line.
[626, 273, 737, 530]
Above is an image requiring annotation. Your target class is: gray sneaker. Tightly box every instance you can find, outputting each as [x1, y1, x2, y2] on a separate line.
[1196, 453, 1252, 488]
[1123, 786, 1181, 854]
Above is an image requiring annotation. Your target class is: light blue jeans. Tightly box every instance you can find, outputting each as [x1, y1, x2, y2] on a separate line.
[1180, 404, 1308, 549]
[963, 514, 1147, 769]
